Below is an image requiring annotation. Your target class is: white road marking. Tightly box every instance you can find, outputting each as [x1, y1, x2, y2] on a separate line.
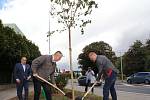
[122, 83, 150, 87]
[118, 90, 150, 96]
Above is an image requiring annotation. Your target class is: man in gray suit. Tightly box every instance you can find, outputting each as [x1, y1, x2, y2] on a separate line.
[31, 51, 63, 100]
[88, 51, 118, 100]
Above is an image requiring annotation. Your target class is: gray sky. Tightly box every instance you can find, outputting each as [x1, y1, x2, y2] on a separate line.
[0, 0, 150, 71]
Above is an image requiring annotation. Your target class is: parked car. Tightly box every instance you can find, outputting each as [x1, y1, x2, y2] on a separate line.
[127, 72, 150, 84]
[77, 76, 102, 86]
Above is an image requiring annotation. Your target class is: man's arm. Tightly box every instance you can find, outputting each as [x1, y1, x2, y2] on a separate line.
[96, 63, 103, 81]
[14, 64, 19, 79]
[14, 64, 21, 83]
[50, 73, 56, 84]
[96, 71, 103, 81]
[27, 64, 32, 80]
[85, 71, 88, 75]
[31, 55, 46, 75]
[91, 70, 95, 76]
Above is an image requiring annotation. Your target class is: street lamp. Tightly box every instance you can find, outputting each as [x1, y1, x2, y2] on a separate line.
[48, 1, 53, 55]
[117, 51, 124, 82]
[47, 30, 54, 54]
[120, 52, 124, 82]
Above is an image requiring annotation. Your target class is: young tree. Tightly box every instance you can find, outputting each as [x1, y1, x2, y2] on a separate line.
[50, 0, 97, 99]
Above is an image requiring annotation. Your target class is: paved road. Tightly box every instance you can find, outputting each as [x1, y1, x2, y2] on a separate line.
[65, 80, 150, 100]
[0, 80, 150, 100]
[116, 83, 150, 94]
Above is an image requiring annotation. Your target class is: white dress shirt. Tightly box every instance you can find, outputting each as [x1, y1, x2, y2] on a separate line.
[22, 64, 26, 72]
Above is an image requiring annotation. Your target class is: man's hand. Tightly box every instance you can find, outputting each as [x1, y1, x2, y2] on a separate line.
[33, 73, 38, 77]
[96, 77, 100, 82]
[27, 76, 31, 80]
[16, 79, 21, 84]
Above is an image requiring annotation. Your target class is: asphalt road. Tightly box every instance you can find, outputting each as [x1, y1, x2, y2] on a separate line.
[76, 80, 150, 94]
[66, 80, 150, 100]
[115, 83, 150, 94]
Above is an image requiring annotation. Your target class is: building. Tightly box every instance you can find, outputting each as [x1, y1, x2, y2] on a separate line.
[4, 23, 24, 36]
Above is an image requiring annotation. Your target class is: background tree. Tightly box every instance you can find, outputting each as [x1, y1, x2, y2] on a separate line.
[78, 41, 116, 75]
[0, 20, 41, 83]
[50, 0, 97, 99]
[144, 39, 150, 71]
[123, 40, 146, 76]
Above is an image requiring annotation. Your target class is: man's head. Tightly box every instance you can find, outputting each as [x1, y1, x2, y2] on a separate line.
[88, 67, 91, 71]
[88, 67, 91, 70]
[21, 57, 27, 64]
[88, 52, 97, 62]
[53, 51, 63, 62]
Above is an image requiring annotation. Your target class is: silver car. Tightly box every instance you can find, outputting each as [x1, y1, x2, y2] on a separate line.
[127, 72, 150, 84]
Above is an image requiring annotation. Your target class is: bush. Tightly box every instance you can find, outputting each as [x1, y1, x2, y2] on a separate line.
[55, 73, 70, 90]
[50, 73, 71, 94]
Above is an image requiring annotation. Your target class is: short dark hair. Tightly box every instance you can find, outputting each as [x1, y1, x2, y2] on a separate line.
[54, 51, 63, 55]
[21, 56, 27, 60]
[86, 50, 97, 56]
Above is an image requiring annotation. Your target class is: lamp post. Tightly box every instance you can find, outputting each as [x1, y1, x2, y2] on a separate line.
[48, 0, 52, 55]
[117, 51, 124, 82]
[48, 13, 50, 54]
[120, 52, 123, 82]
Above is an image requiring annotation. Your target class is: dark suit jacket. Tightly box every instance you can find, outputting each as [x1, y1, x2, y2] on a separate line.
[14, 63, 31, 81]
[31, 55, 56, 83]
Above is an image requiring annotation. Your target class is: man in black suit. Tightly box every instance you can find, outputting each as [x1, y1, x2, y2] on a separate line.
[14, 57, 31, 100]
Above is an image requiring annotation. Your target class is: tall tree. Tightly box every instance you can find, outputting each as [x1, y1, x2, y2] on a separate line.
[144, 39, 150, 70]
[78, 41, 116, 75]
[50, 0, 97, 99]
[123, 40, 145, 75]
[0, 20, 41, 83]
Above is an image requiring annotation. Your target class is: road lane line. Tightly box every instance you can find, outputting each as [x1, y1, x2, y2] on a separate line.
[118, 90, 150, 96]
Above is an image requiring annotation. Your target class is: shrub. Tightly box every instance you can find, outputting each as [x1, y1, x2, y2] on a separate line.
[55, 73, 70, 90]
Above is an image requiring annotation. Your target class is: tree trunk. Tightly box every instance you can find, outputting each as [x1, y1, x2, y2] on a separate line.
[68, 27, 75, 100]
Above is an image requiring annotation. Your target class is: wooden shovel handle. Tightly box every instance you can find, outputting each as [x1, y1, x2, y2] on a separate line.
[35, 75, 66, 95]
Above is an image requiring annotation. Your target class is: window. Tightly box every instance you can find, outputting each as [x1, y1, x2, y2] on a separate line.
[136, 73, 149, 77]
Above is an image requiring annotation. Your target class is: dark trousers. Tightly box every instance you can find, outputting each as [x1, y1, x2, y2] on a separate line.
[16, 80, 29, 100]
[103, 71, 117, 100]
[33, 77, 52, 100]
[85, 79, 94, 93]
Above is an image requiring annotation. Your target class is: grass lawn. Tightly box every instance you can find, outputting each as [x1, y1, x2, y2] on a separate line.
[10, 89, 103, 100]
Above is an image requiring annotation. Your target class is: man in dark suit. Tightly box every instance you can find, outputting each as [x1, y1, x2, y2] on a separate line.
[31, 51, 63, 100]
[14, 57, 31, 100]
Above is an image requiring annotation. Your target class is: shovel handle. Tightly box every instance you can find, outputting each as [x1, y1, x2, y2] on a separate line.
[35, 75, 66, 95]
[82, 79, 102, 100]
[82, 81, 97, 100]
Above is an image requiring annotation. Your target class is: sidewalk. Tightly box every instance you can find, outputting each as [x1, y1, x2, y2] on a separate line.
[65, 80, 150, 100]
[0, 85, 34, 100]
[0, 84, 16, 91]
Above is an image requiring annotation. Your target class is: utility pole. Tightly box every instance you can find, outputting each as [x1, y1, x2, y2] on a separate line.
[48, 0, 52, 55]
[48, 12, 50, 54]
[119, 52, 124, 82]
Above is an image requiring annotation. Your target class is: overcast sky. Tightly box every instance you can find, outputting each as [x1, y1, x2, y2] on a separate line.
[0, 0, 150, 71]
